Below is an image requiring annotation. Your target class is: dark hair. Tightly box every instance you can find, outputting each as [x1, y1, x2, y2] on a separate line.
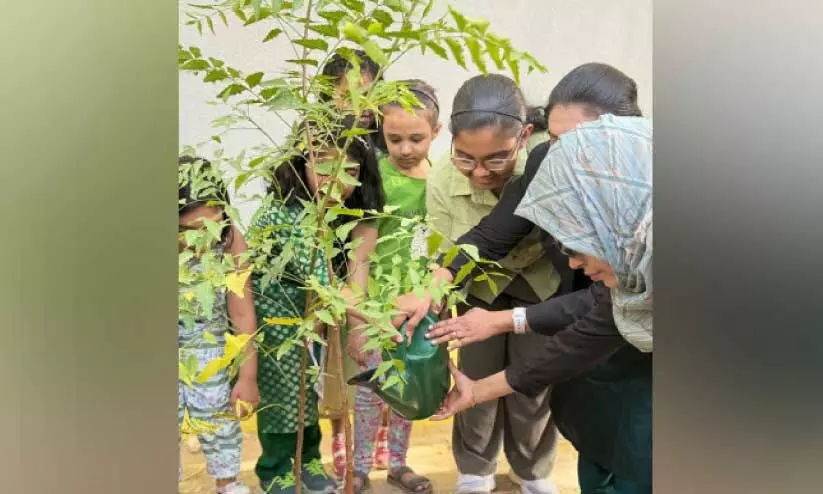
[449, 73, 526, 138]
[178, 155, 233, 246]
[373, 79, 440, 152]
[545, 63, 643, 118]
[270, 125, 384, 212]
[319, 50, 382, 102]
[382, 79, 440, 124]
[526, 105, 548, 132]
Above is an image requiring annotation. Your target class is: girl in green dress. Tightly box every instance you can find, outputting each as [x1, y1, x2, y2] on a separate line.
[247, 128, 384, 494]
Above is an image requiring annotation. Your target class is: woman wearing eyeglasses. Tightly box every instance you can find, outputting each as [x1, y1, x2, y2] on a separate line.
[423, 73, 562, 494]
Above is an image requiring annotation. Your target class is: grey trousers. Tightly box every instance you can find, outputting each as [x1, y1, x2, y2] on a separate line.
[452, 294, 558, 481]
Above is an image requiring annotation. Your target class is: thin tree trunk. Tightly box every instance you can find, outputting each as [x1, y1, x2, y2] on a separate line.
[330, 323, 354, 494]
[294, 342, 309, 494]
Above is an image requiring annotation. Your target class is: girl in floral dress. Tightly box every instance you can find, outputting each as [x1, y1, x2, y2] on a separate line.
[247, 130, 383, 494]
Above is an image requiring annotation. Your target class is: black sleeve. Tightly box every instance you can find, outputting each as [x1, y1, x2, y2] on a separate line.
[524, 288, 596, 335]
[442, 141, 551, 278]
[504, 283, 627, 396]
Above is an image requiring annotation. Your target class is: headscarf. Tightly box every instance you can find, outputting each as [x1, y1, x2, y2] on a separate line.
[515, 115, 653, 352]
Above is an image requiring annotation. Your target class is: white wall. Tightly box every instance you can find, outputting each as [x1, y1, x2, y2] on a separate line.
[179, 0, 652, 222]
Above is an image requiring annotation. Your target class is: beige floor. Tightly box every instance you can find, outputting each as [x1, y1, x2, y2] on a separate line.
[180, 417, 580, 494]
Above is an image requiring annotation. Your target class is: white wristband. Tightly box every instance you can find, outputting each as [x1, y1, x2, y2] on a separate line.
[512, 307, 527, 334]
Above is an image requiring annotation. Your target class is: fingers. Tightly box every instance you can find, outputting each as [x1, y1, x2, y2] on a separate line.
[404, 307, 427, 335]
[430, 406, 454, 421]
[425, 318, 458, 339]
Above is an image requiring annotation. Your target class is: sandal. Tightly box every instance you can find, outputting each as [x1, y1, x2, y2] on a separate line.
[352, 471, 371, 494]
[387, 466, 432, 493]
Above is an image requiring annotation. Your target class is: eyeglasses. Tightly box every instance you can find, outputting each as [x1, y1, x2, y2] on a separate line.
[450, 132, 524, 173]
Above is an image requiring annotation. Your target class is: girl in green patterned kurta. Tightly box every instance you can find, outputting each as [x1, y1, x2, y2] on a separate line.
[247, 129, 384, 494]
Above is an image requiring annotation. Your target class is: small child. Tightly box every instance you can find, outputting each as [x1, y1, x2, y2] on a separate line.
[318, 49, 389, 478]
[348, 79, 441, 494]
[248, 128, 384, 494]
[178, 156, 260, 494]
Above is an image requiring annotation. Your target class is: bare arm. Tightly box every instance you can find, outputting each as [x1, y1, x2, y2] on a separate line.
[225, 226, 260, 412]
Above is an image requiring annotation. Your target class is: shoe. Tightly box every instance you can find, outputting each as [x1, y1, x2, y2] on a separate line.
[520, 477, 558, 494]
[217, 481, 251, 494]
[456, 473, 495, 493]
[332, 432, 347, 480]
[258, 480, 297, 494]
[373, 425, 389, 470]
[301, 466, 337, 494]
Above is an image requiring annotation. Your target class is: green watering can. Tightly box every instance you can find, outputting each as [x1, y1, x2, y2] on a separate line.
[348, 313, 450, 421]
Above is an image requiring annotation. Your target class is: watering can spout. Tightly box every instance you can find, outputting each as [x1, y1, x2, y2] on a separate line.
[347, 313, 450, 421]
[347, 368, 380, 391]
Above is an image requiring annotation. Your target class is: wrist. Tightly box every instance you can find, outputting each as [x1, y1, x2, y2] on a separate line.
[491, 310, 515, 335]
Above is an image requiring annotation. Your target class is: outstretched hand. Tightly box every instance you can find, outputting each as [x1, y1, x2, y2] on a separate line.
[425, 307, 510, 349]
[430, 360, 477, 421]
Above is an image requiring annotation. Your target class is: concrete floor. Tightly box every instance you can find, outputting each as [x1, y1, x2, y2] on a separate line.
[179, 417, 580, 494]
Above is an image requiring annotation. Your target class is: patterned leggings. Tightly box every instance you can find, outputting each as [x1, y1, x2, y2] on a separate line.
[353, 351, 412, 474]
[178, 346, 243, 480]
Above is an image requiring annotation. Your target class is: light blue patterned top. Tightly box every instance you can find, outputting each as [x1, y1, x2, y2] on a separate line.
[515, 115, 653, 352]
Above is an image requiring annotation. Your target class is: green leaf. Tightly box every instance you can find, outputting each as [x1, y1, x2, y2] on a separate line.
[466, 38, 487, 73]
[337, 172, 362, 187]
[203, 218, 223, 241]
[204, 69, 228, 82]
[330, 206, 364, 218]
[218, 10, 229, 26]
[361, 39, 388, 66]
[286, 58, 319, 67]
[195, 282, 215, 318]
[342, 21, 367, 42]
[444, 38, 466, 69]
[205, 16, 215, 34]
[217, 83, 246, 99]
[295, 38, 329, 51]
[382, 374, 403, 391]
[442, 245, 461, 268]
[422, 0, 435, 18]
[468, 17, 490, 34]
[318, 10, 347, 23]
[459, 243, 480, 261]
[252, 0, 262, 15]
[245, 72, 264, 87]
[426, 231, 444, 256]
[425, 40, 448, 60]
[308, 23, 338, 37]
[367, 21, 385, 36]
[454, 262, 474, 285]
[373, 360, 394, 379]
[372, 9, 393, 26]
[181, 59, 210, 71]
[507, 58, 521, 85]
[232, 7, 248, 22]
[341, 0, 365, 13]
[341, 127, 373, 137]
[485, 39, 503, 69]
[448, 6, 468, 31]
[383, 0, 405, 13]
[263, 28, 283, 42]
[315, 309, 336, 325]
[335, 220, 358, 241]
[203, 331, 218, 345]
